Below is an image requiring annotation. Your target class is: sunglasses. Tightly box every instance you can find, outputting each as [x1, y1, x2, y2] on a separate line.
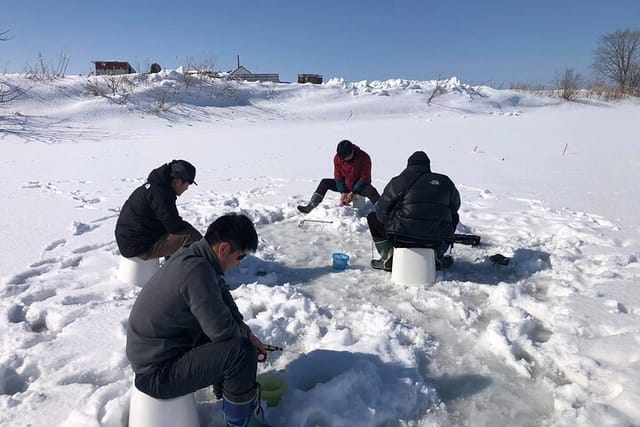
[229, 243, 247, 261]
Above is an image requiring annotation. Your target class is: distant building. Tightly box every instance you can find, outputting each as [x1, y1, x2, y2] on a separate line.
[93, 61, 136, 76]
[298, 74, 323, 84]
[229, 65, 280, 83]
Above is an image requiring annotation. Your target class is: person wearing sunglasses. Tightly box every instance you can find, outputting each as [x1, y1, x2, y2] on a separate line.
[115, 159, 202, 261]
[126, 213, 271, 427]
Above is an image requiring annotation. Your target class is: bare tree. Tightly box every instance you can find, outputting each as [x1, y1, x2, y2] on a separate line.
[592, 29, 640, 90]
[554, 68, 583, 101]
[630, 63, 640, 94]
[1, 29, 24, 103]
[186, 54, 217, 75]
[24, 51, 71, 80]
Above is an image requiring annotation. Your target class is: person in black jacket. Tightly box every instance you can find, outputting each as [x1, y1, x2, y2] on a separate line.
[126, 213, 271, 427]
[115, 160, 202, 260]
[368, 151, 460, 271]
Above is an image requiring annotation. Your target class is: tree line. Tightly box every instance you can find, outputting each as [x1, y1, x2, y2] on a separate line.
[552, 29, 640, 100]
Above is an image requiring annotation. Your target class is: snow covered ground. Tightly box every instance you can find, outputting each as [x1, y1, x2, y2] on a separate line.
[1, 72, 639, 427]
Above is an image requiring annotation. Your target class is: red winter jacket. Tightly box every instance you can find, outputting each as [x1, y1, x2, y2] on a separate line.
[333, 145, 372, 193]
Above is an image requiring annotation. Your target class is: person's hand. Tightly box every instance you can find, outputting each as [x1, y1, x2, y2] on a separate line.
[340, 192, 349, 206]
[344, 192, 354, 205]
[243, 323, 267, 361]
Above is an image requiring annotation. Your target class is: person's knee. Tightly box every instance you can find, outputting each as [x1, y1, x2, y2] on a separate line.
[227, 336, 258, 366]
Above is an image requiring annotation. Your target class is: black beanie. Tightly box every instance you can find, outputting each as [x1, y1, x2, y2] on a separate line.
[336, 140, 354, 160]
[407, 151, 430, 168]
[170, 159, 197, 185]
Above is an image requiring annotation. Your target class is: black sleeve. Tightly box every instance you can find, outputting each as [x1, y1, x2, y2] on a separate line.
[375, 178, 401, 224]
[148, 187, 189, 233]
[449, 179, 461, 227]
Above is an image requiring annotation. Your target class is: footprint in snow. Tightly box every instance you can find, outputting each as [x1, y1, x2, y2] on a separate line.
[44, 239, 66, 251]
[6, 263, 56, 286]
[60, 256, 82, 269]
[20, 181, 42, 189]
[7, 303, 26, 323]
[0, 366, 29, 396]
[21, 288, 57, 305]
[72, 243, 109, 254]
[70, 221, 99, 235]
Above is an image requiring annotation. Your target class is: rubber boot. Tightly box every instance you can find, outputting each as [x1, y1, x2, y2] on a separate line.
[297, 192, 323, 214]
[435, 242, 454, 270]
[370, 239, 393, 271]
[223, 388, 271, 427]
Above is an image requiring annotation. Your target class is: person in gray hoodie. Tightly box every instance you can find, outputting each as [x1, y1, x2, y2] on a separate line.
[126, 213, 271, 427]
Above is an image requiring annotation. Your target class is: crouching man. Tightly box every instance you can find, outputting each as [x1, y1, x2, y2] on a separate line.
[126, 213, 270, 427]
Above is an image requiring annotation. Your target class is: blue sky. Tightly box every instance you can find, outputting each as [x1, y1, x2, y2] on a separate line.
[2, 0, 639, 85]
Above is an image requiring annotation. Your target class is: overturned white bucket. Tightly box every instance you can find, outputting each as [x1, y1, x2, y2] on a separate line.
[117, 256, 159, 287]
[129, 384, 199, 427]
[392, 247, 436, 285]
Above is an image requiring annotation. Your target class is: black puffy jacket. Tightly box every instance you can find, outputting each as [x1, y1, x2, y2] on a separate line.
[115, 164, 191, 258]
[376, 164, 460, 243]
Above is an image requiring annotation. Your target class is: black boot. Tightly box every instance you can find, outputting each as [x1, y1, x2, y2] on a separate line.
[297, 192, 323, 214]
[371, 240, 393, 271]
[436, 255, 454, 270]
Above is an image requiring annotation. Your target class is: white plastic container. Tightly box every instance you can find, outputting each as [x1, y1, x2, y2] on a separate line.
[117, 256, 159, 287]
[128, 384, 199, 427]
[391, 247, 436, 285]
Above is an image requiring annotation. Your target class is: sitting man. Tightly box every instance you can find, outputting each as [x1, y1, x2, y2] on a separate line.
[297, 139, 380, 213]
[115, 159, 202, 260]
[126, 213, 271, 427]
[368, 151, 460, 271]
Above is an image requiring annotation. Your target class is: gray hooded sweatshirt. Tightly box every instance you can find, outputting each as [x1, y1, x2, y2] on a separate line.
[126, 238, 247, 374]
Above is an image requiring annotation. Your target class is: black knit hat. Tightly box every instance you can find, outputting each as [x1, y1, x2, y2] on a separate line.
[336, 140, 355, 160]
[407, 151, 430, 168]
[170, 159, 197, 185]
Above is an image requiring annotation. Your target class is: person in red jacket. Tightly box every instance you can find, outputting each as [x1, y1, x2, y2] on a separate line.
[297, 140, 380, 214]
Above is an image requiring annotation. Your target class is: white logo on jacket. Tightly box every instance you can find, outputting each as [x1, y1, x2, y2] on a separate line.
[430, 179, 440, 185]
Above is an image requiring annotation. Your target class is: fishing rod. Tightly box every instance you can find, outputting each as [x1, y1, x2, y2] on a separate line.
[258, 343, 309, 362]
[299, 219, 334, 227]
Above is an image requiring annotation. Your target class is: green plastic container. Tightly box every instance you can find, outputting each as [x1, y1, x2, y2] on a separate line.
[257, 374, 287, 407]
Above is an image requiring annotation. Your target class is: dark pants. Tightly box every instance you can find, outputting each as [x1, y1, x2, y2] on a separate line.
[315, 178, 380, 204]
[366, 212, 451, 259]
[367, 212, 386, 241]
[134, 336, 257, 400]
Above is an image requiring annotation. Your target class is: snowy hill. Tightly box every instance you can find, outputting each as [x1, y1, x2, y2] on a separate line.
[1, 72, 640, 427]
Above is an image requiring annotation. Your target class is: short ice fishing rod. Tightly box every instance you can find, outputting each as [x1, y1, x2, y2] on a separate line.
[258, 344, 284, 362]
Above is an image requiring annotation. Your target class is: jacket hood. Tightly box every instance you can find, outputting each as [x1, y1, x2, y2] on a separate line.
[407, 151, 430, 169]
[190, 238, 224, 275]
[147, 163, 172, 185]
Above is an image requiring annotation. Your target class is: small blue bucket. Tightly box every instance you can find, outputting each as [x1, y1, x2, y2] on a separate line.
[332, 253, 349, 270]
